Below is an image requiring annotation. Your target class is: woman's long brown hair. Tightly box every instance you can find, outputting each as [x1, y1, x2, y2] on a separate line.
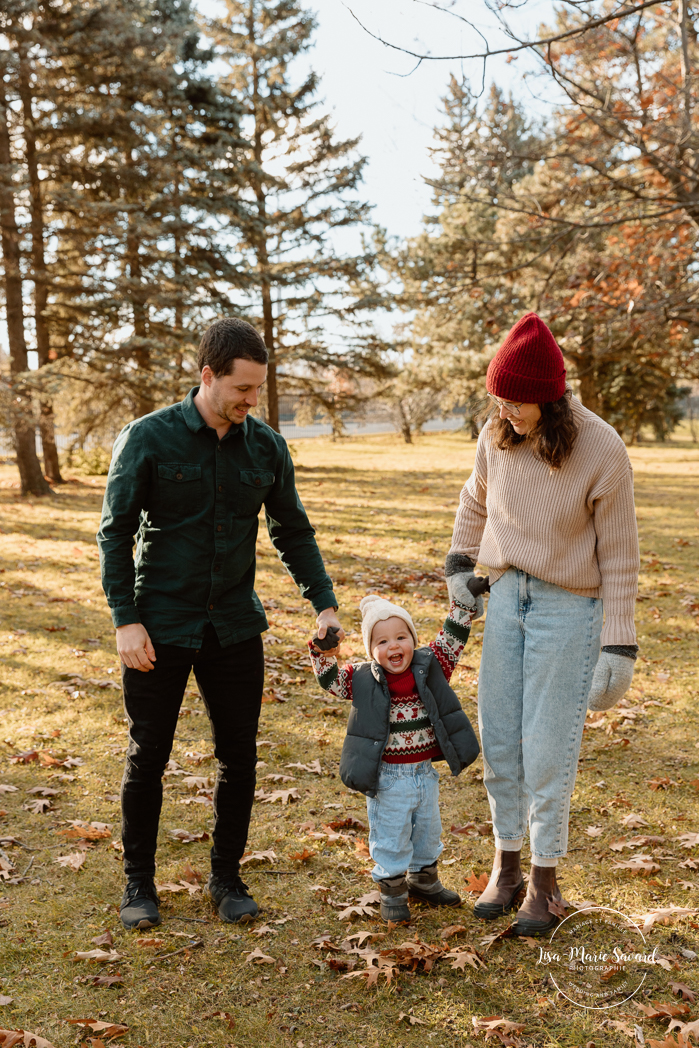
[489, 389, 578, 470]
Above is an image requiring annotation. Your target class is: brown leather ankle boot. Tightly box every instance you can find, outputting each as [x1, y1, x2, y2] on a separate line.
[510, 865, 560, 936]
[473, 849, 524, 921]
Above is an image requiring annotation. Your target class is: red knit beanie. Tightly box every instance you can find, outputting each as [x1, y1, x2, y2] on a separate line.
[486, 312, 566, 403]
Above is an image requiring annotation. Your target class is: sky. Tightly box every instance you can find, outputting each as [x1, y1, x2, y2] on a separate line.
[305, 0, 557, 239]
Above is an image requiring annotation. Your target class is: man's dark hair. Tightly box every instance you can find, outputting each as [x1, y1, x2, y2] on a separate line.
[197, 318, 268, 376]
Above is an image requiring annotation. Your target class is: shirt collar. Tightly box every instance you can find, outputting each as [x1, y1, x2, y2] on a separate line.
[182, 386, 248, 439]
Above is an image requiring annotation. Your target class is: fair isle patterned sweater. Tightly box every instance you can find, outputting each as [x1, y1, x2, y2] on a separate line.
[308, 601, 472, 764]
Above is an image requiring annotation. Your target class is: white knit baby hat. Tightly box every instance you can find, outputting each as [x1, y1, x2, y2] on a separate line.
[360, 594, 419, 657]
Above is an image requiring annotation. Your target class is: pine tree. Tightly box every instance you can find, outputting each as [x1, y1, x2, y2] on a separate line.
[0, 32, 52, 495]
[206, 0, 374, 431]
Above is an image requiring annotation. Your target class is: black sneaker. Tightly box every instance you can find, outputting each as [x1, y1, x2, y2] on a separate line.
[209, 873, 259, 924]
[120, 875, 161, 930]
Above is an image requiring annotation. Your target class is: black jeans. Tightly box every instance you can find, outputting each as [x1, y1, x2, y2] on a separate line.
[120, 625, 264, 879]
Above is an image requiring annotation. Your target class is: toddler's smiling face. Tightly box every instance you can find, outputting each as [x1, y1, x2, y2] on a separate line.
[370, 616, 414, 675]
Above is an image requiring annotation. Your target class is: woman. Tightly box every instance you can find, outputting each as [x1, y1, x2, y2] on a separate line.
[445, 312, 640, 936]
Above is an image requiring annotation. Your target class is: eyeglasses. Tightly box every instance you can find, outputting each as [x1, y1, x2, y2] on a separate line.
[487, 392, 524, 417]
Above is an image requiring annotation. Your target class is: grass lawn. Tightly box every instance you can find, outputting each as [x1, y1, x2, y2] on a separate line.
[0, 428, 697, 1048]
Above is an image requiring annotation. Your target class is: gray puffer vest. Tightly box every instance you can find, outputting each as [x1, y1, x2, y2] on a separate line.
[339, 646, 480, 797]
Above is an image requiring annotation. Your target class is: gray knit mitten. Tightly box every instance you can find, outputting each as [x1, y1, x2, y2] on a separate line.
[444, 553, 488, 620]
[587, 646, 638, 712]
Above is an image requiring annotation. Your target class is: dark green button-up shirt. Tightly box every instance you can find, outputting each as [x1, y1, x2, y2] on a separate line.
[97, 388, 337, 648]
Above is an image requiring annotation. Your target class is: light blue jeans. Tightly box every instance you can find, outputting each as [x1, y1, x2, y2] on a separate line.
[478, 568, 602, 865]
[367, 760, 444, 881]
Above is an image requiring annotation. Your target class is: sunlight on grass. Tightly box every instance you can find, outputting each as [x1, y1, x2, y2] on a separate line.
[0, 429, 697, 1047]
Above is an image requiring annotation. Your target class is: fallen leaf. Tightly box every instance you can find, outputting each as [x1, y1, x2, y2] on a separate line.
[439, 924, 468, 939]
[255, 788, 299, 806]
[670, 982, 696, 1003]
[21, 798, 53, 815]
[155, 880, 200, 896]
[91, 930, 114, 947]
[286, 760, 323, 775]
[445, 948, 486, 971]
[620, 813, 649, 828]
[169, 829, 210, 843]
[465, 872, 489, 895]
[397, 1011, 427, 1026]
[55, 852, 86, 872]
[240, 850, 277, 866]
[86, 975, 123, 988]
[666, 1018, 699, 1043]
[647, 777, 679, 791]
[0, 1029, 58, 1047]
[0, 999, 12, 1007]
[8, 750, 39, 764]
[635, 1001, 689, 1019]
[585, 825, 604, 837]
[251, 925, 276, 937]
[135, 938, 164, 948]
[288, 848, 315, 863]
[244, 947, 276, 965]
[324, 817, 366, 831]
[354, 839, 370, 858]
[676, 832, 699, 848]
[0, 786, 18, 795]
[66, 1019, 128, 1039]
[72, 949, 121, 962]
[611, 855, 661, 876]
[631, 906, 699, 933]
[472, 1015, 526, 1042]
[58, 821, 112, 841]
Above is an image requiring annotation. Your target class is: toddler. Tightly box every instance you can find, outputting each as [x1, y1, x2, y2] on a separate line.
[309, 594, 479, 922]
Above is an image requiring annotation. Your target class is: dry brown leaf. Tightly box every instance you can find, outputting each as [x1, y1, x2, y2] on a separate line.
[465, 872, 489, 895]
[288, 848, 315, 862]
[54, 852, 86, 872]
[256, 788, 299, 805]
[155, 880, 200, 896]
[676, 832, 699, 848]
[670, 982, 696, 1003]
[0, 1029, 58, 1047]
[666, 1018, 699, 1044]
[620, 813, 649, 828]
[66, 1019, 128, 1039]
[201, 1011, 235, 1030]
[285, 760, 323, 774]
[240, 850, 277, 866]
[439, 924, 468, 939]
[90, 930, 113, 947]
[354, 838, 370, 858]
[21, 798, 53, 815]
[0, 787, 18, 795]
[445, 948, 486, 971]
[585, 824, 604, 837]
[635, 1001, 690, 1019]
[60, 822, 111, 841]
[72, 949, 121, 963]
[169, 829, 209, 843]
[631, 906, 699, 933]
[135, 938, 164, 948]
[611, 854, 660, 875]
[244, 947, 276, 965]
[397, 1012, 427, 1026]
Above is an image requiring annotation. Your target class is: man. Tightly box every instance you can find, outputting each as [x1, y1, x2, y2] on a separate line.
[98, 318, 343, 929]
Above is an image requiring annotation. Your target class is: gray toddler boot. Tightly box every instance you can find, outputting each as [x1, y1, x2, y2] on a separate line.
[378, 874, 411, 922]
[406, 862, 461, 907]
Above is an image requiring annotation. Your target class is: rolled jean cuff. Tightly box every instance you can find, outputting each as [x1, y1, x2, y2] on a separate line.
[531, 855, 559, 868]
[494, 836, 523, 852]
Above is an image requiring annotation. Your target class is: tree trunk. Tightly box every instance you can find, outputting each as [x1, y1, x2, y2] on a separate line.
[260, 273, 279, 431]
[18, 48, 64, 484]
[0, 69, 51, 496]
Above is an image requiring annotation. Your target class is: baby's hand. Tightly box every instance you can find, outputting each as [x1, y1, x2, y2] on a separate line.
[311, 626, 341, 654]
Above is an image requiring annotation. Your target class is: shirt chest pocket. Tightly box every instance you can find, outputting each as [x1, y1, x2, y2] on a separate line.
[238, 469, 275, 517]
[156, 462, 202, 513]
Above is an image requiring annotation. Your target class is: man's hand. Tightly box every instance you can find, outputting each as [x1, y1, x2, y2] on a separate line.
[116, 623, 156, 672]
[315, 607, 345, 654]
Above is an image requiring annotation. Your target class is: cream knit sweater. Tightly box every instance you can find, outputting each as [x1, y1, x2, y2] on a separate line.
[450, 397, 639, 646]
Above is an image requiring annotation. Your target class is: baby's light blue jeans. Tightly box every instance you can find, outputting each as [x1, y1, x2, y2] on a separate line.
[367, 760, 444, 881]
[478, 568, 603, 866]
